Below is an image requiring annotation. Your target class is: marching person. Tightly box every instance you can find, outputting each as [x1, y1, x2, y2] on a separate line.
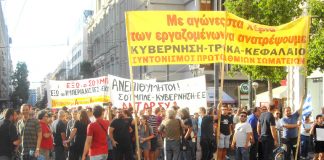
[247, 107, 260, 160]
[52, 110, 67, 160]
[310, 114, 324, 160]
[17, 104, 42, 160]
[231, 111, 253, 160]
[200, 107, 216, 160]
[66, 110, 90, 160]
[280, 106, 301, 160]
[257, 104, 278, 160]
[159, 109, 183, 160]
[37, 110, 53, 160]
[83, 105, 109, 160]
[217, 105, 233, 160]
[109, 108, 132, 160]
[0, 108, 20, 160]
[300, 115, 312, 160]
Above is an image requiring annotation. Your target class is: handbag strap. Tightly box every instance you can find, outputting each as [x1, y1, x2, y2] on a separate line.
[97, 121, 107, 134]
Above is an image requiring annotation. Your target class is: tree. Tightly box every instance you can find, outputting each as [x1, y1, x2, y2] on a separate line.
[80, 61, 94, 79]
[10, 62, 30, 108]
[307, 0, 324, 74]
[225, 0, 304, 103]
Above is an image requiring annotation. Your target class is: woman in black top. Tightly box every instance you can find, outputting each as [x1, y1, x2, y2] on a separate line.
[66, 110, 90, 160]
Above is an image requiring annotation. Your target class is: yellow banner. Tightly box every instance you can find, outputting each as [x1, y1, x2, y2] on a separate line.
[125, 11, 310, 66]
[51, 96, 110, 109]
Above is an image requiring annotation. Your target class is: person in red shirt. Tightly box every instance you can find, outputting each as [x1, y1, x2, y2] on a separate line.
[37, 110, 53, 160]
[82, 105, 109, 160]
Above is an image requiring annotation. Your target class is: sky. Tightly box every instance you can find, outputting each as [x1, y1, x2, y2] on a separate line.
[2, 0, 94, 89]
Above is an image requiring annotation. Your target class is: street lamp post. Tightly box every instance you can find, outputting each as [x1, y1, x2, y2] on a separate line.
[252, 82, 259, 107]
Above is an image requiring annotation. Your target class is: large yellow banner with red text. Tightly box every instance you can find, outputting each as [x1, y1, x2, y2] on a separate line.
[125, 11, 310, 66]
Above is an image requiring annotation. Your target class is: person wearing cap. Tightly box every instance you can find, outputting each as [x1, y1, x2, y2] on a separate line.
[38, 110, 53, 160]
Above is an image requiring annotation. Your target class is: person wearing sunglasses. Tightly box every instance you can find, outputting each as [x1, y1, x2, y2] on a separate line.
[231, 111, 253, 160]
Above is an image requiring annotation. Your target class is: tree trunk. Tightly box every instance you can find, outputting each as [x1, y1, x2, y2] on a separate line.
[268, 79, 273, 105]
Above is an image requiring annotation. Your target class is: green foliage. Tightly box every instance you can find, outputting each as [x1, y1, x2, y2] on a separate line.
[224, 0, 303, 82]
[10, 62, 30, 108]
[307, 0, 324, 74]
[80, 61, 94, 79]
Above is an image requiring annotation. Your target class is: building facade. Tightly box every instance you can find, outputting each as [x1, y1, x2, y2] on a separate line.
[85, 0, 269, 107]
[0, 2, 13, 108]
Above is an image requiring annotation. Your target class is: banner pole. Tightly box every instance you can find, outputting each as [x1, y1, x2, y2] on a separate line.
[129, 66, 141, 160]
[295, 15, 311, 160]
[215, 11, 227, 160]
[125, 12, 141, 160]
[294, 93, 305, 160]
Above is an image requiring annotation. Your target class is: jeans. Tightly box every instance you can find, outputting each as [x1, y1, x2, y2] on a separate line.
[260, 136, 274, 160]
[282, 137, 299, 160]
[235, 147, 250, 160]
[301, 135, 310, 158]
[90, 154, 108, 160]
[164, 139, 180, 160]
[249, 143, 257, 160]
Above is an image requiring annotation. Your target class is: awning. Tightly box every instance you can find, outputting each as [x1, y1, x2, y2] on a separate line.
[256, 86, 287, 105]
[207, 87, 236, 103]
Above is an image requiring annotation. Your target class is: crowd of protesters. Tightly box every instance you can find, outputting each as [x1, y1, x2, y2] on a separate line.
[0, 103, 324, 160]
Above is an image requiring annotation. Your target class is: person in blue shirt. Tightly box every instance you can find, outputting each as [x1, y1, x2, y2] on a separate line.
[247, 107, 260, 160]
[280, 106, 301, 160]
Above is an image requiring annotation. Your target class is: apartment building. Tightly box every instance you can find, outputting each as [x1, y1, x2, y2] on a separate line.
[0, 2, 13, 108]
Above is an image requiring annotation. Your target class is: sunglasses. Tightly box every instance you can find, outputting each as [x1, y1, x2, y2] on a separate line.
[240, 115, 247, 117]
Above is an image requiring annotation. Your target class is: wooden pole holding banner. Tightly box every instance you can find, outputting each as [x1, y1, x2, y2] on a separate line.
[295, 13, 311, 160]
[215, 11, 227, 160]
[294, 93, 306, 160]
[129, 66, 141, 160]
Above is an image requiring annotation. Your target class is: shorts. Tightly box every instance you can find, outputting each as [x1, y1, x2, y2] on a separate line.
[150, 136, 158, 151]
[140, 141, 151, 151]
[218, 133, 230, 148]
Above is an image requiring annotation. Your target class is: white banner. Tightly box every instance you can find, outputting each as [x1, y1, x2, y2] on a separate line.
[109, 75, 207, 113]
[48, 76, 109, 109]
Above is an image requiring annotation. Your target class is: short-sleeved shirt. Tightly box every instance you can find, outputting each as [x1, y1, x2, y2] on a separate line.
[0, 119, 18, 157]
[52, 119, 66, 147]
[87, 118, 109, 156]
[259, 112, 276, 138]
[234, 122, 252, 147]
[17, 118, 40, 155]
[280, 111, 299, 138]
[158, 119, 181, 140]
[201, 115, 214, 139]
[248, 114, 258, 142]
[220, 115, 233, 135]
[39, 121, 53, 150]
[110, 118, 131, 150]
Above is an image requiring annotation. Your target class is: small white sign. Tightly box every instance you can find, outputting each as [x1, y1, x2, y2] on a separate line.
[316, 128, 324, 141]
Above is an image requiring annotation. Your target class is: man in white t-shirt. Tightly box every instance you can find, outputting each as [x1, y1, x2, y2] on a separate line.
[231, 111, 253, 160]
